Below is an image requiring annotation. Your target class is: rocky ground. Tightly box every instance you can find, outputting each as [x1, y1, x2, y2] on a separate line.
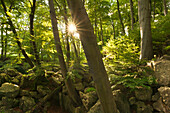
[0, 55, 169, 113]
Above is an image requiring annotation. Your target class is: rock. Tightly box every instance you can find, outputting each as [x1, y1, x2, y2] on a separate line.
[112, 90, 130, 113]
[75, 83, 84, 91]
[158, 87, 170, 106]
[135, 101, 153, 113]
[0, 82, 20, 98]
[152, 92, 160, 101]
[0, 73, 11, 85]
[79, 91, 98, 110]
[153, 97, 166, 112]
[129, 97, 136, 105]
[135, 87, 152, 101]
[37, 85, 51, 96]
[154, 59, 170, 86]
[1, 97, 19, 108]
[62, 94, 75, 113]
[5, 68, 21, 77]
[11, 77, 20, 85]
[87, 100, 104, 113]
[19, 96, 36, 112]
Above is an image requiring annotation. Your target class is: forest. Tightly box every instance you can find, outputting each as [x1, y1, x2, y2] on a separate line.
[0, 0, 170, 113]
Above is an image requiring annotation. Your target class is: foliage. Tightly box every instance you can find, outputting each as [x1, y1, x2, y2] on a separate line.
[152, 14, 170, 56]
[84, 87, 96, 93]
[103, 36, 139, 74]
[103, 36, 156, 90]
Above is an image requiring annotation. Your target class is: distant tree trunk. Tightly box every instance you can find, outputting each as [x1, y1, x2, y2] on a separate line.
[30, 0, 41, 66]
[153, 0, 156, 20]
[138, 0, 153, 60]
[48, 0, 83, 107]
[1, 25, 4, 60]
[5, 26, 8, 58]
[64, 0, 71, 66]
[111, 20, 116, 39]
[1, 0, 34, 68]
[163, 0, 168, 16]
[117, 0, 125, 35]
[100, 18, 104, 45]
[66, 0, 118, 113]
[129, 0, 135, 29]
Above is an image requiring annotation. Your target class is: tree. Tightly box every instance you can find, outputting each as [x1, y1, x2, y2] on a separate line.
[66, 0, 118, 113]
[163, 0, 168, 16]
[48, 0, 83, 108]
[129, 0, 135, 29]
[1, 0, 34, 68]
[116, 0, 125, 35]
[29, 0, 41, 66]
[138, 0, 153, 60]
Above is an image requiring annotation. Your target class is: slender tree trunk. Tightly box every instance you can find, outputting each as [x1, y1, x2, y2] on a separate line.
[111, 20, 116, 39]
[100, 18, 104, 45]
[30, 0, 41, 66]
[5, 26, 7, 58]
[163, 0, 168, 16]
[138, 0, 153, 60]
[153, 0, 156, 20]
[64, 0, 71, 66]
[129, 0, 135, 29]
[48, 0, 83, 107]
[1, 25, 4, 60]
[116, 0, 125, 35]
[1, 0, 34, 68]
[66, 0, 118, 113]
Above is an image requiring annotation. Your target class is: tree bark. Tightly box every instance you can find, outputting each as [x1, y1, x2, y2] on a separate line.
[111, 20, 116, 39]
[5, 26, 8, 58]
[1, 25, 4, 60]
[163, 0, 168, 16]
[138, 0, 153, 60]
[116, 0, 125, 35]
[153, 0, 156, 20]
[30, 0, 41, 66]
[48, 0, 83, 107]
[1, 0, 34, 68]
[66, 0, 118, 113]
[129, 0, 135, 29]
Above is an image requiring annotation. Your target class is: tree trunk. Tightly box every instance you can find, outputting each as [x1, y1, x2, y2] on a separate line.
[1, 0, 34, 68]
[138, 0, 153, 60]
[30, 0, 41, 66]
[163, 0, 168, 16]
[111, 20, 116, 39]
[117, 0, 125, 35]
[1, 25, 4, 60]
[48, 0, 83, 107]
[66, 0, 118, 113]
[100, 18, 104, 45]
[5, 26, 8, 58]
[129, 0, 135, 29]
[64, 0, 71, 66]
[153, 0, 156, 20]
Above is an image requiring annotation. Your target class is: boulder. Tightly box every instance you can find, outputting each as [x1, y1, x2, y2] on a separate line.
[79, 91, 98, 110]
[135, 101, 153, 113]
[152, 92, 160, 101]
[153, 97, 167, 112]
[135, 87, 152, 101]
[87, 100, 104, 113]
[74, 83, 84, 91]
[112, 90, 130, 113]
[37, 85, 51, 96]
[19, 96, 36, 112]
[154, 59, 170, 86]
[0, 73, 11, 85]
[5, 68, 21, 77]
[0, 83, 20, 98]
[1, 97, 19, 108]
[158, 87, 170, 106]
